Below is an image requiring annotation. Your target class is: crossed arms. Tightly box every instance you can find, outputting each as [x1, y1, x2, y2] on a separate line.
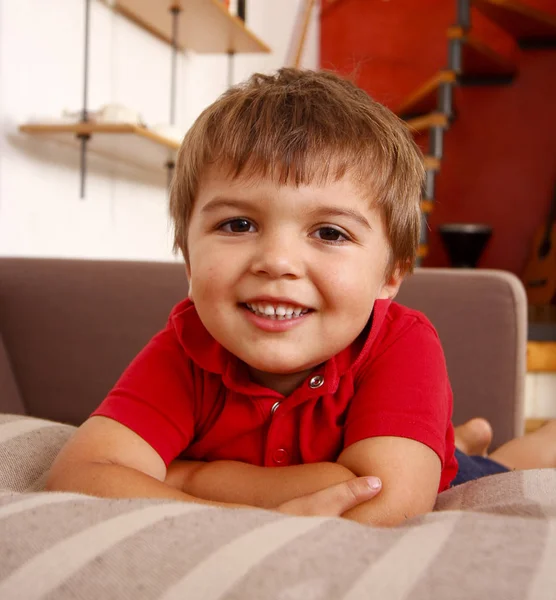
[46, 415, 441, 526]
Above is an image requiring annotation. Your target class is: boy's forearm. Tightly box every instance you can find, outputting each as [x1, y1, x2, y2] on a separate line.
[175, 461, 412, 526]
[178, 460, 357, 508]
[340, 492, 436, 527]
[45, 462, 248, 509]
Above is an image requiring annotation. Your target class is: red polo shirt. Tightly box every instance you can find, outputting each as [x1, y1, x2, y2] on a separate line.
[93, 298, 458, 491]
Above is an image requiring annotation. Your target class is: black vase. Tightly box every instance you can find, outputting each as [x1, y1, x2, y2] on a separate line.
[438, 224, 493, 268]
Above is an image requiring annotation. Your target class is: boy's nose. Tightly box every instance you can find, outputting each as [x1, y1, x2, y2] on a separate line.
[250, 234, 304, 279]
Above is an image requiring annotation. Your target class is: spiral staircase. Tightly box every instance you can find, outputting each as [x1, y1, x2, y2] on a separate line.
[396, 0, 556, 261]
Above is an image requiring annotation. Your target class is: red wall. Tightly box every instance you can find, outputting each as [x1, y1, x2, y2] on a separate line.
[321, 0, 556, 274]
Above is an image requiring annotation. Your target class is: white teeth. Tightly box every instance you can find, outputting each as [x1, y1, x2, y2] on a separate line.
[275, 305, 287, 316]
[246, 302, 309, 319]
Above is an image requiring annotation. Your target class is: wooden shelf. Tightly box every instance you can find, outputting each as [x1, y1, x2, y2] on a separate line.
[19, 122, 179, 172]
[527, 341, 556, 372]
[397, 71, 456, 117]
[107, 0, 271, 54]
[471, 0, 556, 42]
[405, 112, 448, 133]
[447, 26, 517, 77]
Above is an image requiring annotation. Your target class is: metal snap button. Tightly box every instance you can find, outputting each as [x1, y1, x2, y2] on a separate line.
[273, 448, 289, 465]
[270, 401, 281, 415]
[309, 375, 324, 389]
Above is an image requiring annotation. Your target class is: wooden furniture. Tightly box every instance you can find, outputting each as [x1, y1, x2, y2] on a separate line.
[19, 0, 270, 183]
[527, 341, 556, 373]
[105, 0, 270, 53]
[19, 123, 180, 173]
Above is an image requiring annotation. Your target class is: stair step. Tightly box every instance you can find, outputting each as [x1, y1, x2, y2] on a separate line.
[398, 23, 518, 119]
[472, 0, 556, 44]
[447, 25, 517, 77]
[406, 113, 448, 133]
[417, 244, 429, 259]
[420, 199, 435, 214]
[424, 156, 440, 171]
[397, 71, 456, 117]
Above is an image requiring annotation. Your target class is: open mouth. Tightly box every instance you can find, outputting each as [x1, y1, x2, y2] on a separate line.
[243, 302, 312, 321]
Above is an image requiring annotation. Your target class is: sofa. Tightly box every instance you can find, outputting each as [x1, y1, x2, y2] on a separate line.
[1, 257, 554, 600]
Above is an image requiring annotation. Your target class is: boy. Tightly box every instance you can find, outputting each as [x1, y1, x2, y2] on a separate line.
[46, 69, 555, 526]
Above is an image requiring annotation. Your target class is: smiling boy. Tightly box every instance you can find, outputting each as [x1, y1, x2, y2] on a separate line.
[46, 69, 459, 525]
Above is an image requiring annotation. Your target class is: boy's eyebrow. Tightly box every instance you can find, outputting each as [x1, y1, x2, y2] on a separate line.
[200, 198, 254, 214]
[310, 207, 373, 230]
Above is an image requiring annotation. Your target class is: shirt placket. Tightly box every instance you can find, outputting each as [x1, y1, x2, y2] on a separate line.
[264, 370, 328, 466]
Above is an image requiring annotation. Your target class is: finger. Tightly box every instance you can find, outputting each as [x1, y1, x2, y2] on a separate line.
[308, 477, 382, 516]
[279, 477, 382, 517]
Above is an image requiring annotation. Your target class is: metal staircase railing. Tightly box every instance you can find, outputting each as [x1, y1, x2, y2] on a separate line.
[418, 0, 471, 264]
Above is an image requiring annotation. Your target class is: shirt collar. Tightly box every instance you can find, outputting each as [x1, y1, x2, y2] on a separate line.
[171, 298, 392, 396]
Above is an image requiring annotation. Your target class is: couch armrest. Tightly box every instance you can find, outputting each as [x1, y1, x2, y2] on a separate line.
[397, 268, 527, 450]
[0, 334, 26, 416]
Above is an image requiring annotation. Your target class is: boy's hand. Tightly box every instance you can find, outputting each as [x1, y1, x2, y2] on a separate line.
[276, 476, 382, 517]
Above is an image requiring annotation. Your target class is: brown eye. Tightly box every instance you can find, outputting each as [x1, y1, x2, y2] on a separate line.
[314, 227, 348, 242]
[221, 219, 255, 233]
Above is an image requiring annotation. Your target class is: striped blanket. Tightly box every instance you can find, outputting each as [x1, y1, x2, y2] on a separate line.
[1, 413, 556, 600]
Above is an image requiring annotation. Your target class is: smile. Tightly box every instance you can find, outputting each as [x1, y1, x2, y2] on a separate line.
[244, 302, 311, 320]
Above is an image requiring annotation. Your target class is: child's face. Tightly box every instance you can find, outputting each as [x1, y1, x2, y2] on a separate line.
[186, 165, 402, 392]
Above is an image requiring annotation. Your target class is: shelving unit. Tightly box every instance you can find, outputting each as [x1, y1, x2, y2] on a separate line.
[107, 0, 270, 53]
[19, 123, 180, 172]
[19, 0, 271, 196]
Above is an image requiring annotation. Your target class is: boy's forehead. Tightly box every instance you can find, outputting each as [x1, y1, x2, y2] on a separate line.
[196, 162, 377, 205]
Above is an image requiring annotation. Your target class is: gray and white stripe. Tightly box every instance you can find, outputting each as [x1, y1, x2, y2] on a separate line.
[1, 414, 556, 600]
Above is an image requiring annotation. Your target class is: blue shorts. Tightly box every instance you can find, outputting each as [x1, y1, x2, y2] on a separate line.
[451, 448, 510, 487]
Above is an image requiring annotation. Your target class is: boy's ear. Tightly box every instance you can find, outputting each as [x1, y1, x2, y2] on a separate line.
[379, 266, 405, 300]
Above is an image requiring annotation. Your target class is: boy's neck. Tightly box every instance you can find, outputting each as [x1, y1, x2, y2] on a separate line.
[247, 365, 318, 397]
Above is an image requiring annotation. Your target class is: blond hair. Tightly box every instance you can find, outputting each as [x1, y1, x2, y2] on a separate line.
[170, 68, 424, 276]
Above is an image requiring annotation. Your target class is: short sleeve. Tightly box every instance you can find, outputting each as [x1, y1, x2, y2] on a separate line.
[92, 327, 196, 466]
[344, 318, 453, 467]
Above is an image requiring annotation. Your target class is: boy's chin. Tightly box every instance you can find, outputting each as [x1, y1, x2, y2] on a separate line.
[245, 358, 317, 375]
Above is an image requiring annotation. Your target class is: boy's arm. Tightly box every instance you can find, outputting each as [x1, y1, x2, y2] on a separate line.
[171, 437, 439, 526]
[45, 416, 382, 517]
[166, 459, 367, 508]
[45, 416, 236, 506]
[337, 436, 441, 525]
